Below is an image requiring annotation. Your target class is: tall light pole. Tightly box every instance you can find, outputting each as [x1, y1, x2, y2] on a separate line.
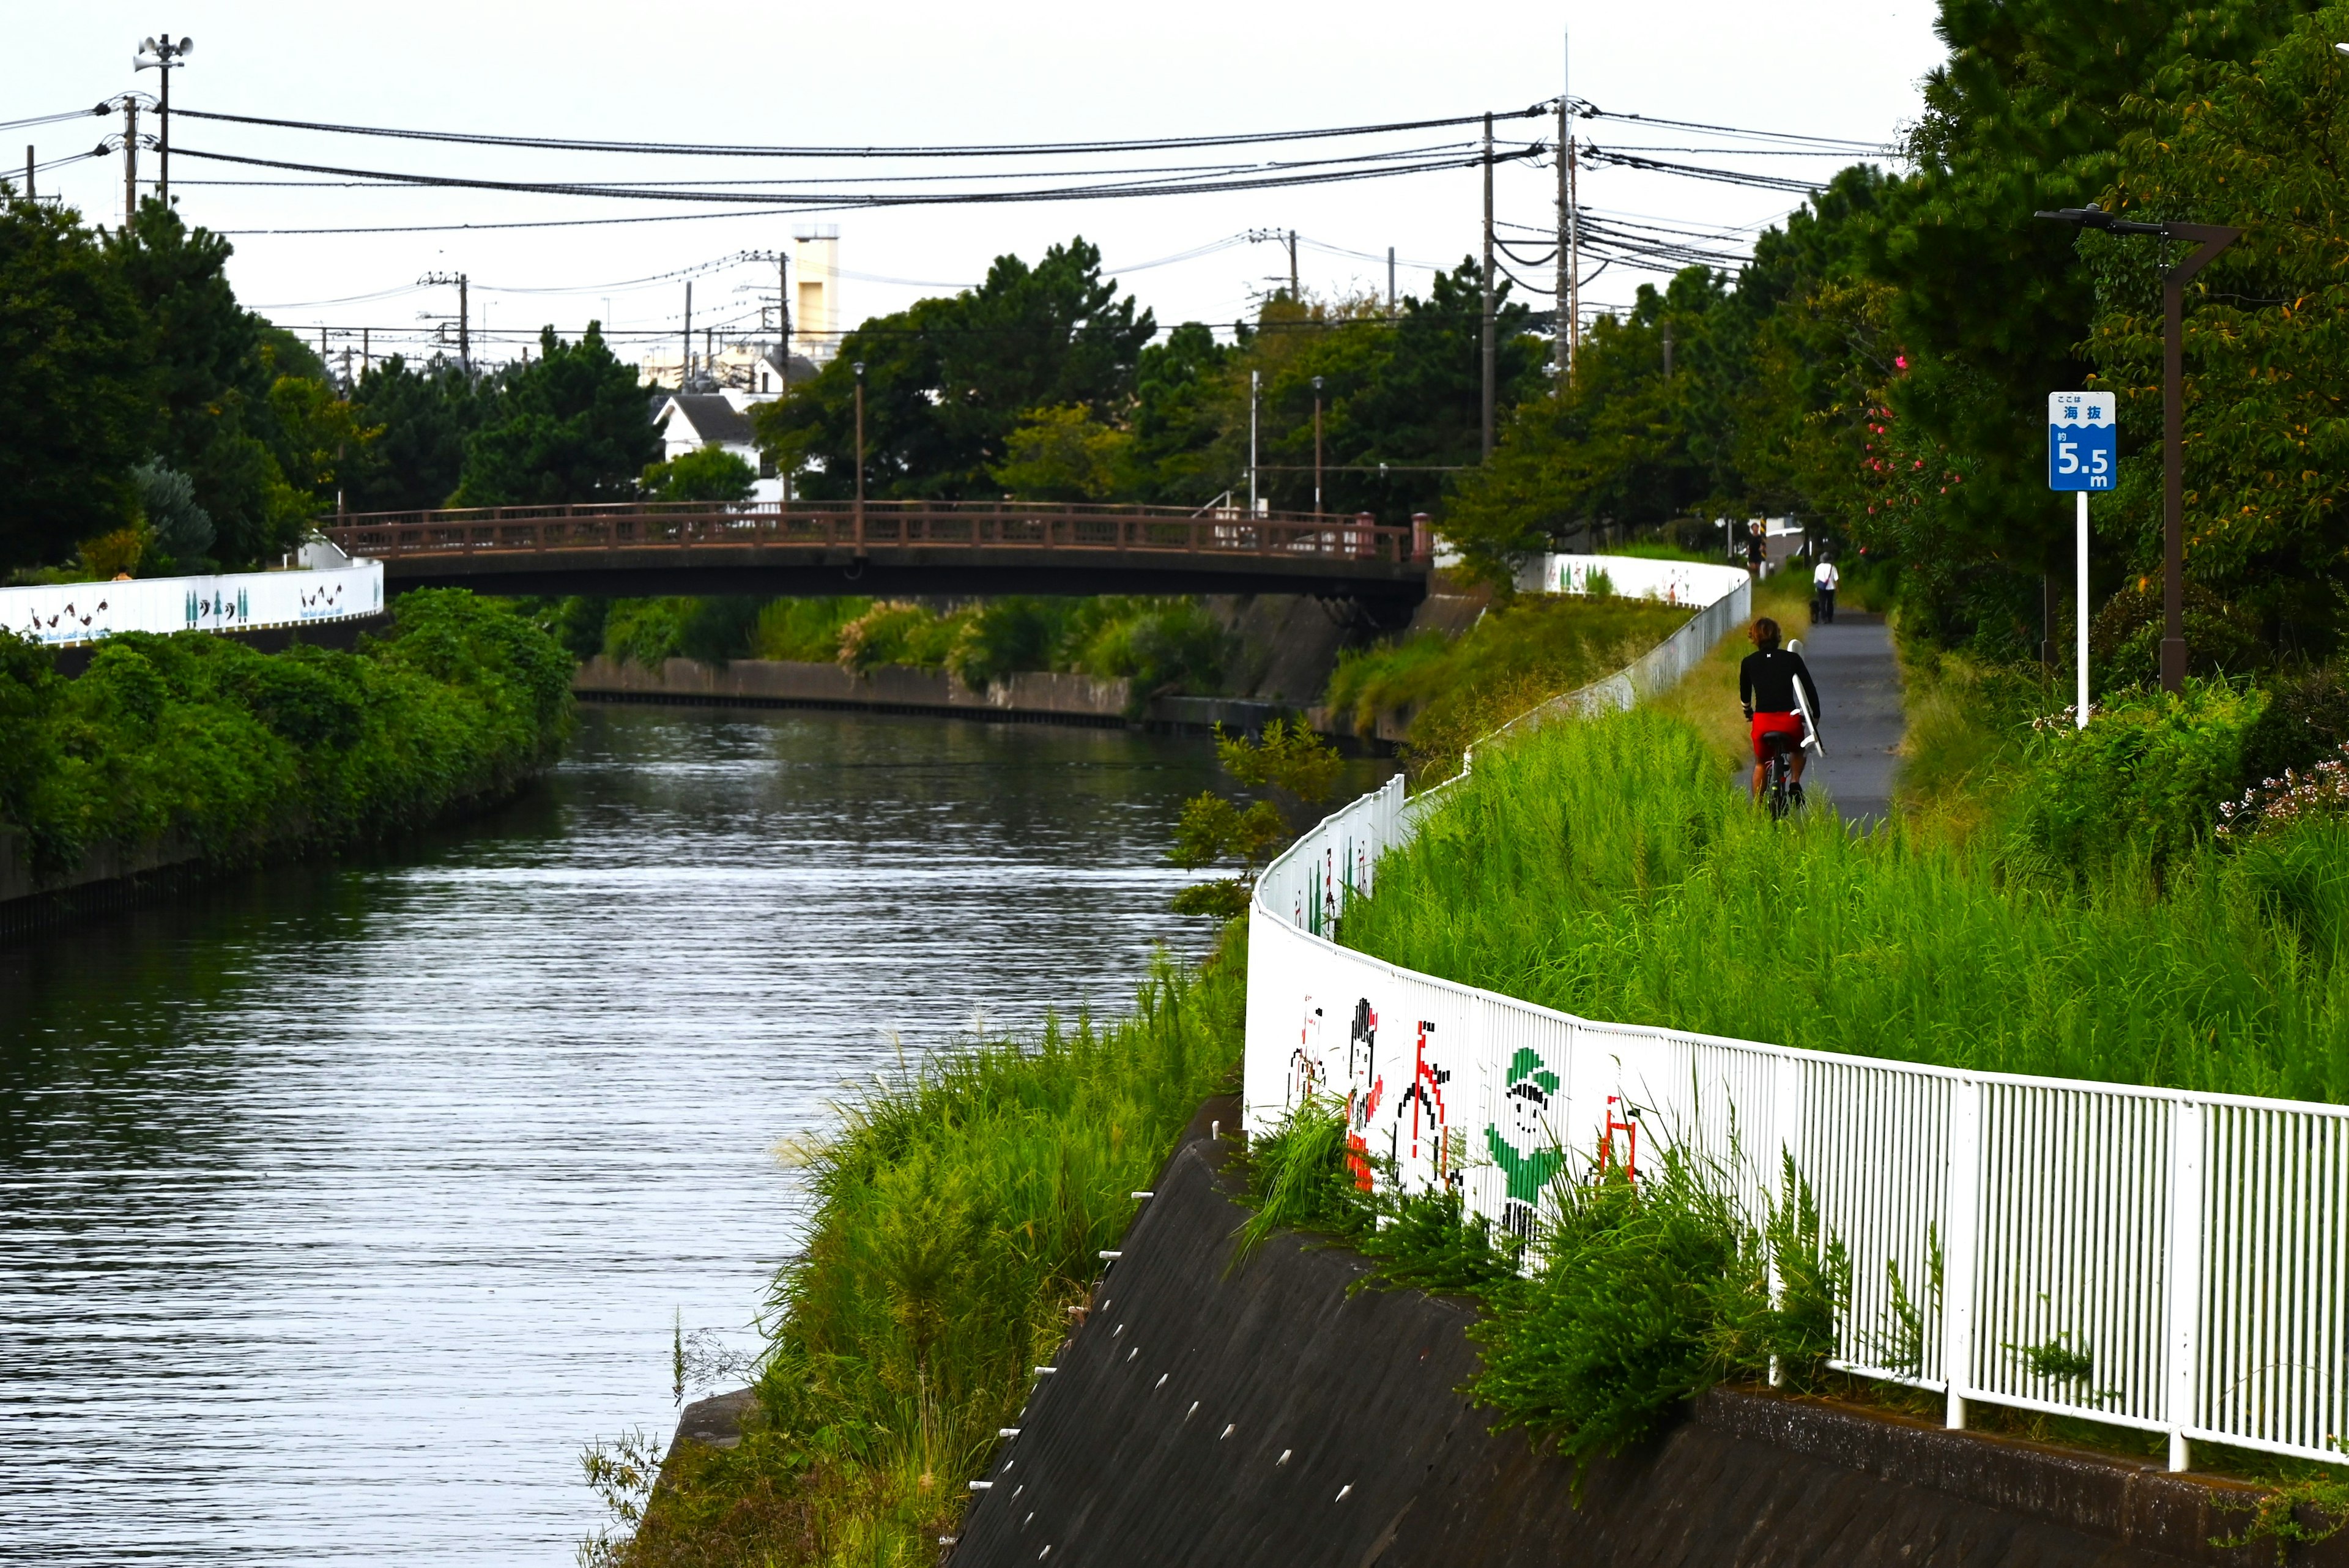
[132, 33, 191, 206]
[1312, 376, 1325, 518]
[852, 360, 867, 555]
[1248, 370, 1261, 518]
[2035, 204, 2240, 693]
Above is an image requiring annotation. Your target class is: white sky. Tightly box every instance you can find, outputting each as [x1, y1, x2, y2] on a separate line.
[9, 1, 1948, 373]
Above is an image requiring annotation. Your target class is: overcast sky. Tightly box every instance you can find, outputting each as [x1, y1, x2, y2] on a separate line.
[9, 1, 1949, 373]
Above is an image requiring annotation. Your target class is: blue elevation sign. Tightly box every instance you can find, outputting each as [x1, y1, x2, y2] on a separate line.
[2049, 391, 2118, 491]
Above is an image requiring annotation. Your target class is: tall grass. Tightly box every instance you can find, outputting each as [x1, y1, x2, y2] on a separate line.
[1341, 707, 2349, 1102]
[608, 938, 1244, 1567]
[1322, 595, 1693, 775]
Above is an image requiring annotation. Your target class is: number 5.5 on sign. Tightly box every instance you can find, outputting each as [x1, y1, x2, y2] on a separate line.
[2048, 391, 2118, 491]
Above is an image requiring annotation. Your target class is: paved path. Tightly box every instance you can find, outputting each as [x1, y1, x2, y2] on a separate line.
[1794, 612, 1905, 826]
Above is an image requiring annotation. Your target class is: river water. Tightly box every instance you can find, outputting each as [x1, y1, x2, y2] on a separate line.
[0, 703, 1262, 1564]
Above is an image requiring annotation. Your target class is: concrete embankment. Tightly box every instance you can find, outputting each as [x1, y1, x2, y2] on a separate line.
[932, 1097, 2326, 1568]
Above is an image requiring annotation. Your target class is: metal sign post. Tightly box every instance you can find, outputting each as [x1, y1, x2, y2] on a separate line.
[2049, 391, 2117, 728]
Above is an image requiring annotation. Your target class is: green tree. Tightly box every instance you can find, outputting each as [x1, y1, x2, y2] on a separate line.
[1129, 321, 1235, 504]
[1861, 0, 2301, 650]
[105, 198, 305, 566]
[346, 355, 486, 512]
[0, 189, 149, 571]
[1168, 719, 1341, 917]
[754, 238, 1154, 500]
[642, 445, 757, 502]
[2084, 4, 2349, 658]
[453, 324, 661, 505]
[992, 404, 1135, 499]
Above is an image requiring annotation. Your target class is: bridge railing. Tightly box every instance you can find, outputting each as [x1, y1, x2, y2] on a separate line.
[1244, 559, 2349, 1473]
[323, 501, 1423, 567]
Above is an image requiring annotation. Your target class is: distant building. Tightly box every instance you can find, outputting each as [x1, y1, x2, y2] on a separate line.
[650, 387, 803, 504]
[792, 225, 839, 364]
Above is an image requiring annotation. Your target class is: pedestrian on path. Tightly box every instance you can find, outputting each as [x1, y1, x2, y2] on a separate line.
[1744, 519, 1767, 578]
[1812, 555, 1840, 625]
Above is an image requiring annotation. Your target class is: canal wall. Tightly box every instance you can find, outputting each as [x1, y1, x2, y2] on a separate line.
[938, 1106, 2329, 1568]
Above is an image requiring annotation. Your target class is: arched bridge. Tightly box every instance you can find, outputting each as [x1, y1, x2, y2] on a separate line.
[322, 501, 1431, 606]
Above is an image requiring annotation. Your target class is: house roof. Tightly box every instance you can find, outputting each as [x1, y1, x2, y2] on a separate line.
[662, 393, 757, 447]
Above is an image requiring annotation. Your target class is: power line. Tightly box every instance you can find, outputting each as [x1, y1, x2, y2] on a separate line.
[0, 105, 109, 133]
[1581, 146, 1833, 195]
[172, 103, 1549, 158]
[172, 141, 1532, 207]
[1578, 105, 1885, 152]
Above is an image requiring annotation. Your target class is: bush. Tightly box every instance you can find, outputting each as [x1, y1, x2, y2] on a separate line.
[751, 596, 872, 663]
[0, 589, 570, 883]
[2090, 578, 2268, 688]
[2006, 678, 2265, 871]
[601, 596, 762, 667]
[2240, 663, 2349, 786]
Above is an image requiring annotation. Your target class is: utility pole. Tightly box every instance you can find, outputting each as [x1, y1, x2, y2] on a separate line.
[133, 33, 191, 206]
[1555, 46, 1572, 382]
[1288, 229, 1298, 299]
[122, 98, 138, 226]
[23, 146, 32, 202]
[1312, 376, 1325, 518]
[362, 327, 370, 377]
[681, 281, 692, 389]
[1481, 111, 1496, 459]
[777, 249, 792, 504]
[704, 325, 714, 386]
[420, 273, 471, 375]
[1387, 247, 1396, 316]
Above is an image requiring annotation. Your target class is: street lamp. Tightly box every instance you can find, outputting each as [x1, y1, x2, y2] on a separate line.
[2034, 203, 2240, 692]
[1312, 376, 1325, 518]
[132, 32, 191, 207]
[852, 361, 867, 555]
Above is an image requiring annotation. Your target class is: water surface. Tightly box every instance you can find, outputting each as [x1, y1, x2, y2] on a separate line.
[0, 704, 1241, 1563]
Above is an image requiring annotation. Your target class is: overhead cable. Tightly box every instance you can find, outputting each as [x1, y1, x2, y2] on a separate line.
[171, 104, 1548, 158]
[1582, 146, 1830, 195]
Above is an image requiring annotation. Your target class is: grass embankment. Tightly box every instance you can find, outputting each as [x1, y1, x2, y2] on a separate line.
[1341, 704, 2349, 1102]
[603, 939, 1244, 1567]
[0, 589, 572, 887]
[1323, 592, 1692, 775]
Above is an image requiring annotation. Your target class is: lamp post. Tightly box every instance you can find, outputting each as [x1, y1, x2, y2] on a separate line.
[132, 32, 191, 206]
[852, 360, 867, 556]
[1312, 376, 1325, 518]
[2034, 203, 2240, 693]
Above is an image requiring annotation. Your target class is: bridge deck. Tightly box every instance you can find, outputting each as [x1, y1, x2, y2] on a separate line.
[324, 502, 1431, 603]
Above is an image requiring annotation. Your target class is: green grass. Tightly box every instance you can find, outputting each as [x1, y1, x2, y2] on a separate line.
[0, 590, 572, 883]
[1323, 594, 1693, 776]
[1340, 705, 2349, 1102]
[603, 935, 1245, 1567]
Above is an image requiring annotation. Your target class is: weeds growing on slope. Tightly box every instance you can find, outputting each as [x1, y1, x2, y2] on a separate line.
[1236, 1098, 1849, 1477]
[595, 936, 1245, 1567]
[1341, 705, 2349, 1102]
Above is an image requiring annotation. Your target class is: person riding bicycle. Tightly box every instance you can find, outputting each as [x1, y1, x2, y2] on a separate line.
[1740, 617, 1819, 804]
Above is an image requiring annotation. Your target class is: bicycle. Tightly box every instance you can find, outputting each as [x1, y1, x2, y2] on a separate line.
[1760, 729, 1803, 821]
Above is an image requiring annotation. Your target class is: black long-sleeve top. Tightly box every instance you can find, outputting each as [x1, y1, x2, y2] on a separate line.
[1740, 648, 1820, 719]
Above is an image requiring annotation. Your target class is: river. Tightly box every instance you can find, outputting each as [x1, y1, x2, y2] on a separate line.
[0, 703, 1288, 1564]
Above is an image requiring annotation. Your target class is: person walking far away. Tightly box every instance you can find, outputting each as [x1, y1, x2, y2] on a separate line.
[1743, 519, 1768, 577]
[1740, 617, 1820, 803]
[1812, 554, 1840, 624]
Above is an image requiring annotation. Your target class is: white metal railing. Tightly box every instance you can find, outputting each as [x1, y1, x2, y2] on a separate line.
[1244, 559, 2349, 1471]
[1, 561, 385, 648]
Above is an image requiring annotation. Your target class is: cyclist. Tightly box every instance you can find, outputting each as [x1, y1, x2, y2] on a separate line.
[1740, 617, 1820, 804]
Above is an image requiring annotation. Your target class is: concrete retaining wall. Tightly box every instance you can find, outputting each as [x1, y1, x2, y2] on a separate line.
[574, 656, 1134, 724]
[939, 1099, 2334, 1568]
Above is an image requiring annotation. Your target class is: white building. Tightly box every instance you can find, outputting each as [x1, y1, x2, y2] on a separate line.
[651, 388, 786, 503]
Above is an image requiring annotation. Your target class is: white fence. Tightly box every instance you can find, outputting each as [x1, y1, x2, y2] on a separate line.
[1245, 557, 2349, 1471]
[0, 562, 386, 648]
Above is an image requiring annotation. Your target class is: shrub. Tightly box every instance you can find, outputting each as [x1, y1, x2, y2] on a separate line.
[2239, 664, 2349, 786]
[0, 589, 570, 883]
[2006, 678, 2265, 871]
[751, 596, 872, 663]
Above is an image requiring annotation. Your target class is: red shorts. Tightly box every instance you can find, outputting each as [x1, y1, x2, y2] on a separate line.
[1751, 711, 1804, 761]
